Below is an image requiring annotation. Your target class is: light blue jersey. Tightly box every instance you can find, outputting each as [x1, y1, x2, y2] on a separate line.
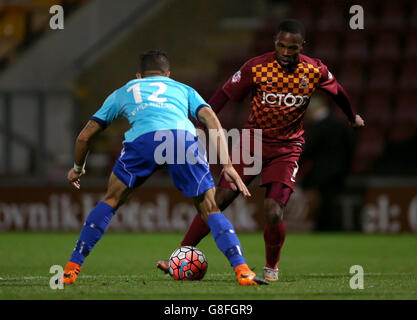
[91, 76, 210, 142]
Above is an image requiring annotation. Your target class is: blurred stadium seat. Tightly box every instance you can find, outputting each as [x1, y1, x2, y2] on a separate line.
[249, 18, 275, 56]
[360, 0, 379, 31]
[404, 34, 417, 61]
[408, 1, 417, 29]
[367, 62, 396, 94]
[388, 94, 417, 142]
[397, 61, 417, 93]
[378, 2, 407, 31]
[371, 32, 401, 62]
[340, 32, 370, 63]
[287, 1, 315, 32]
[362, 94, 392, 129]
[337, 62, 366, 95]
[316, 5, 344, 32]
[312, 32, 339, 66]
[351, 127, 385, 173]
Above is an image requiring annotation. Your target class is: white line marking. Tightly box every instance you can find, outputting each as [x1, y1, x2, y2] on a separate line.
[1, 273, 233, 281]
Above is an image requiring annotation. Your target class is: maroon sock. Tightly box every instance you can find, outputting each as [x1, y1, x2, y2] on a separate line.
[264, 221, 286, 269]
[180, 213, 211, 246]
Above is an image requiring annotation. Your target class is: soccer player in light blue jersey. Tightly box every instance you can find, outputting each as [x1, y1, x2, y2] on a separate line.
[62, 50, 267, 286]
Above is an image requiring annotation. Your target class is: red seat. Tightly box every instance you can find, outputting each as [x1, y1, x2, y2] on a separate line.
[312, 32, 340, 65]
[367, 63, 396, 94]
[362, 95, 392, 128]
[351, 127, 385, 173]
[404, 34, 417, 60]
[337, 63, 366, 94]
[378, 2, 407, 31]
[317, 6, 344, 32]
[288, 1, 315, 31]
[396, 62, 417, 93]
[388, 94, 417, 142]
[362, 1, 379, 31]
[408, 2, 417, 30]
[341, 33, 370, 63]
[372, 33, 400, 62]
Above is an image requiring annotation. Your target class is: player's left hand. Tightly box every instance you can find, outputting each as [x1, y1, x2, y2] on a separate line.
[67, 168, 85, 190]
[351, 114, 365, 127]
[222, 165, 251, 198]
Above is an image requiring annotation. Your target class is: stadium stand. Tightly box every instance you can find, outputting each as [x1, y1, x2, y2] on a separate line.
[282, 0, 416, 174]
[0, 0, 87, 69]
[0, 0, 415, 178]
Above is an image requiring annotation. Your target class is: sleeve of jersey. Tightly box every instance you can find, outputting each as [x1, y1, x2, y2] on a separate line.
[317, 60, 338, 95]
[222, 60, 253, 102]
[91, 90, 120, 129]
[188, 88, 212, 120]
[318, 61, 356, 122]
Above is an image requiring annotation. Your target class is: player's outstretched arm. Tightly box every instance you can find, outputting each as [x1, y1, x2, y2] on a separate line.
[67, 120, 103, 190]
[197, 107, 251, 198]
[324, 82, 365, 128]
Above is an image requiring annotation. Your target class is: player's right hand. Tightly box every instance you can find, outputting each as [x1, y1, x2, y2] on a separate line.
[222, 165, 251, 198]
[67, 168, 85, 190]
[351, 114, 365, 127]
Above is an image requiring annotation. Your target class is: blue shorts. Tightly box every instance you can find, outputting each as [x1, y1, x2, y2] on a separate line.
[113, 130, 215, 197]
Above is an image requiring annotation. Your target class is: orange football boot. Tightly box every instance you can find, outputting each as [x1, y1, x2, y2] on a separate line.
[61, 261, 82, 285]
[234, 264, 268, 286]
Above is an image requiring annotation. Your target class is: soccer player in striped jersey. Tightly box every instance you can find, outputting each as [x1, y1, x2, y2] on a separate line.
[157, 19, 365, 281]
[62, 50, 267, 286]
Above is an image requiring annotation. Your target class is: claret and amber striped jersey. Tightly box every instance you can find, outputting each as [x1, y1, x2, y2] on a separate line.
[222, 52, 340, 140]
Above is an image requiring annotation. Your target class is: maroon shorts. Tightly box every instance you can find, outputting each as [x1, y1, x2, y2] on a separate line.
[218, 130, 304, 200]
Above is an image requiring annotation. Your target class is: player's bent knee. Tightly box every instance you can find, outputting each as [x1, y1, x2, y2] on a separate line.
[264, 198, 284, 225]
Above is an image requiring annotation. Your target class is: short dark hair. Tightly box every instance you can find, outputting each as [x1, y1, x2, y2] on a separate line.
[277, 19, 305, 39]
[139, 50, 170, 74]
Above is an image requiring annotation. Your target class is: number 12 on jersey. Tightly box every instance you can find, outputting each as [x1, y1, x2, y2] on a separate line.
[127, 82, 167, 104]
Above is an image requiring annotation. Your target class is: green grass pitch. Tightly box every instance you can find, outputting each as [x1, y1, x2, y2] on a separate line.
[0, 232, 416, 300]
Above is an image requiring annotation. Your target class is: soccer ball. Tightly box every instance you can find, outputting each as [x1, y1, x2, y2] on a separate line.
[168, 246, 208, 281]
